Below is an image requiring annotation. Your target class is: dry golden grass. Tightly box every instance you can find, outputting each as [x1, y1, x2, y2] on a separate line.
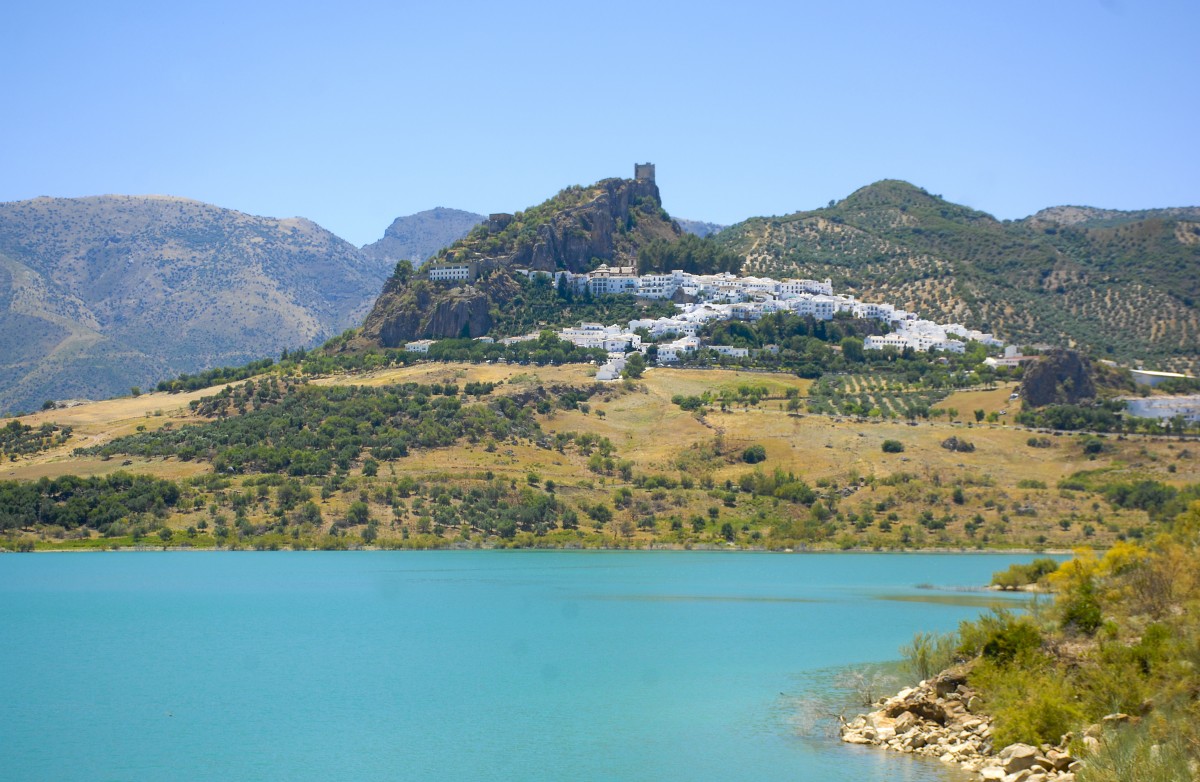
[6, 362, 1195, 549]
[1, 385, 219, 481]
[310, 362, 596, 389]
[942, 383, 1023, 417]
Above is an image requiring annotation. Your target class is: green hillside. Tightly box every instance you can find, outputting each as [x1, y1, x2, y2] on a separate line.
[716, 181, 1200, 373]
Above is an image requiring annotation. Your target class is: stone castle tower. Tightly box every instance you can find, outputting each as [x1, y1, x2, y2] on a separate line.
[634, 162, 655, 182]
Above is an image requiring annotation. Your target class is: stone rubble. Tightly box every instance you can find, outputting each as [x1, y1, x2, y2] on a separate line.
[839, 669, 1084, 781]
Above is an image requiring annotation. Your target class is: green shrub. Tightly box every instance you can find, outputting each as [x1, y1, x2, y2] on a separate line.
[900, 631, 958, 682]
[958, 610, 1042, 663]
[1060, 579, 1103, 635]
[741, 444, 767, 464]
[991, 558, 1059, 589]
[983, 620, 1043, 663]
[940, 436, 975, 453]
[881, 440, 905, 453]
[971, 659, 1086, 748]
[1075, 710, 1198, 782]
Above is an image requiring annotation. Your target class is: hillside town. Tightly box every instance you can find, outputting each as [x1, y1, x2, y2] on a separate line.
[544, 266, 999, 378]
[405, 265, 1004, 379]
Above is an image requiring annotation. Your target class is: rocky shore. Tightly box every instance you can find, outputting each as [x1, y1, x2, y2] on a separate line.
[840, 668, 1084, 781]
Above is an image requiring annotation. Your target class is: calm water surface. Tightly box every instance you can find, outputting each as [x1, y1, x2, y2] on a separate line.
[0, 551, 1040, 781]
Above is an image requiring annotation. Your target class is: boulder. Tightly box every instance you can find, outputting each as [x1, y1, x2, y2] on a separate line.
[892, 698, 949, 725]
[1019, 349, 1096, 407]
[933, 669, 969, 697]
[1045, 748, 1076, 771]
[999, 743, 1041, 774]
[893, 711, 920, 735]
[980, 766, 1006, 780]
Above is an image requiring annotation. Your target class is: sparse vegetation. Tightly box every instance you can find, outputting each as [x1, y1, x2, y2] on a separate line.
[3, 361, 1194, 552]
[1, 419, 72, 459]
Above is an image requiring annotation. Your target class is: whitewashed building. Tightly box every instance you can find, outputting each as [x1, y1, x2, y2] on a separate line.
[657, 336, 701, 363]
[426, 261, 477, 282]
[404, 339, 435, 353]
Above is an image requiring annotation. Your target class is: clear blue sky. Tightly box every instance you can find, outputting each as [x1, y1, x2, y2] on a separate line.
[3, 0, 1197, 246]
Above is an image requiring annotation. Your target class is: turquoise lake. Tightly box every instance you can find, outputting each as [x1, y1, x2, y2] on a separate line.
[0, 551, 1042, 781]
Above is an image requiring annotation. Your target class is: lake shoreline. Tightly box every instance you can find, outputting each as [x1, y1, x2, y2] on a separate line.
[6, 543, 1078, 555]
[840, 667, 1083, 781]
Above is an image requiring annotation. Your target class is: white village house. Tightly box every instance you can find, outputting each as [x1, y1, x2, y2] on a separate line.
[499, 266, 1009, 379]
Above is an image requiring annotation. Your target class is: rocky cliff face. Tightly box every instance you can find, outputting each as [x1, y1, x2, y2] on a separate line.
[1020, 349, 1097, 407]
[492, 177, 678, 273]
[358, 176, 682, 345]
[360, 273, 519, 347]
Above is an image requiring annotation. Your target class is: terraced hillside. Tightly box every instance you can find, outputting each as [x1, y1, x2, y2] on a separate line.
[716, 181, 1200, 373]
[0, 195, 393, 414]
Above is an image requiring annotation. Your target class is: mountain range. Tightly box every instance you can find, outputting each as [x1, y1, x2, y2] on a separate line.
[1, 176, 1196, 413]
[0, 196, 389, 413]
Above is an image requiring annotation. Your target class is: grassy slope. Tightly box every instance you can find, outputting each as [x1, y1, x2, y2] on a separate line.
[4, 363, 1197, 551]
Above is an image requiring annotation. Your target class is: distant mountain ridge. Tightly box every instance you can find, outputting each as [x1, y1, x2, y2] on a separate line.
[674, 217, 725, 238]
[360, 207, 484, 267]
[0, 195, 394, 413]
[715, 180, 1200, 373]
[1029, 204, 1200, 227]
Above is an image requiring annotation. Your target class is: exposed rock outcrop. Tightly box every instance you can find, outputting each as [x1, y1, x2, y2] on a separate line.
[1020, 349, 1096, 407]
[840, 669, 1084, 781]
[358, 175, 683, 346]
[360, 273, 518, 346]
[506, 177, 678, 273]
